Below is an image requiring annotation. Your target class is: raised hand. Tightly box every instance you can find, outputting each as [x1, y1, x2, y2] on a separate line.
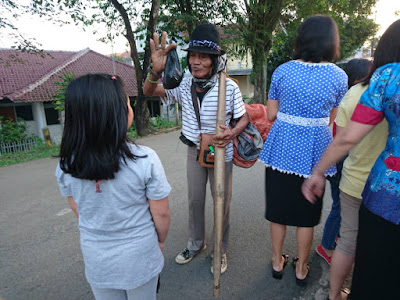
[149, 32, 177, 75]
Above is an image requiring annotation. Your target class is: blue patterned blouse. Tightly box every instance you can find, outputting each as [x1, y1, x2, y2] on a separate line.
[259, 60, 348, 177]
[351, 63, 400, 224]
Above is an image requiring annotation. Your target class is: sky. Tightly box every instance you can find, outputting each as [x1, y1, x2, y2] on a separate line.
[0, 0, 399, 55]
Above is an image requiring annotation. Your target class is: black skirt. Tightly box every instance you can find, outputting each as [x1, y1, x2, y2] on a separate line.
[265, 167, 323, 227]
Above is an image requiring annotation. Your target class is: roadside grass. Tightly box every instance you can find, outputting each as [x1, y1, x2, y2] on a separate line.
[0, 120, 180, 168]
[0, 142, 60, 167]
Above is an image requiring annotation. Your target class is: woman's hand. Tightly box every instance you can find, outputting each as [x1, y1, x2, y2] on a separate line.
[149, 32, 176, 74]
[301, 174, 326, 204]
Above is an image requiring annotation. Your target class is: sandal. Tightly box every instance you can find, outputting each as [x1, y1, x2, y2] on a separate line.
[292, 256, 310, 287]
[272, 254, 289, 279]
[326, 288, 350, 300]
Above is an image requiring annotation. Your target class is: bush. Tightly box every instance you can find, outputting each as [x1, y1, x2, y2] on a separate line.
[0, 117, 28, 143]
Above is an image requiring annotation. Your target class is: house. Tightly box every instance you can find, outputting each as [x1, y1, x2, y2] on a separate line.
[0, 48, 138, 144]
[226, 52, 254, 100]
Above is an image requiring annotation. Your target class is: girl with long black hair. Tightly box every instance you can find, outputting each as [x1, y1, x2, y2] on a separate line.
[56, 73, 171, 300]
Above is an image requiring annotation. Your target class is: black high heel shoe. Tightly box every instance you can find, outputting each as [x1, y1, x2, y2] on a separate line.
[272, 254, 289, 279]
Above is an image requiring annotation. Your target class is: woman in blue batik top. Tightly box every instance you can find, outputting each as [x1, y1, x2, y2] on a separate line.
[258, 15, 348, 286]
[303, 19, 400, 300]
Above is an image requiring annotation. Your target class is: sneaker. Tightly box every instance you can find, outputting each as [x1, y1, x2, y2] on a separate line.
[316, 244, 332, 265]
[210, 253, 228, 275]
[175, 244, 206, 265]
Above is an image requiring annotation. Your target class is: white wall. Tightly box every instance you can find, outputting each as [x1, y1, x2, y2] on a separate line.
[48, 124, 63, 144]
[25, 120, 38, 137]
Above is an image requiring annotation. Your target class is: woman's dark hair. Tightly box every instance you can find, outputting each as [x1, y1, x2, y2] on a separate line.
[293, 15, 340, 63]
[363, 19, 400, 85]
[343, 58, 371, 87]
[59, 73, 137, 181]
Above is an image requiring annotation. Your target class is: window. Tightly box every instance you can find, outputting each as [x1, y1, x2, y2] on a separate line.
[15, 105, 33, 121]
[43, 102, 60, 125]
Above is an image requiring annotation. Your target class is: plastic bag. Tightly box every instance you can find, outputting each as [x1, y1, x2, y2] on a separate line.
[163, 38, 183, 89]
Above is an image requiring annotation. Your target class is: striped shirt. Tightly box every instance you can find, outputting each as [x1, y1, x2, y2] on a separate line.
[161, 77, 246, 161]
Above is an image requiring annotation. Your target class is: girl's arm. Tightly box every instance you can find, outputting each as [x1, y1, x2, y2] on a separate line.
[149, 197, 170, 253]
[68, 196, 78, 217]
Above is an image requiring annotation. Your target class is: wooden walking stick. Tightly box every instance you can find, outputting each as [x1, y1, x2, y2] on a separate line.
[213, 67, 227, 298]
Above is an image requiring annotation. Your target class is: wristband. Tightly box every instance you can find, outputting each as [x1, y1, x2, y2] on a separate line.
[147, 72, 160, 84]
[147, 66, 162, 79]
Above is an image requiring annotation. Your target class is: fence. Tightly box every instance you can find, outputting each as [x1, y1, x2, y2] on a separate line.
[0, 138, 40, 156]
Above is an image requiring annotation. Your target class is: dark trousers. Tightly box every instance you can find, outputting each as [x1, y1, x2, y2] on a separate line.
[350, 205, 400, 300]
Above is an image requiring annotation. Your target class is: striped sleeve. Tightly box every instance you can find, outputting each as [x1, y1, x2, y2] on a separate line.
[161, 78, 192, 105]
[229, 80, 246, 119]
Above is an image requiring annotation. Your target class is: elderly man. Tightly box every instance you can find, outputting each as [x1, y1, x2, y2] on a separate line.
[143, 23, 248, 274]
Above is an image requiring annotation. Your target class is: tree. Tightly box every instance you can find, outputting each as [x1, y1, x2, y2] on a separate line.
[238, 1, 285, 104]
[67, 0, 161, 136]
[6, 0, 161, 136]
[157, 0, 378, 104]
[53, 72, 75, 112]
[154, 1, 286, 104]
[267, 0, 378, 91]
[109, 0, 161, 136]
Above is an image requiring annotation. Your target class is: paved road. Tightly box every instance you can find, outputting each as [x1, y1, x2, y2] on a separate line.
[0, 130, 338, 300]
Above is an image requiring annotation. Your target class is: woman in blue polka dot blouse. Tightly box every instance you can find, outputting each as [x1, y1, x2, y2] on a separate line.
[258, 15, 348, 286]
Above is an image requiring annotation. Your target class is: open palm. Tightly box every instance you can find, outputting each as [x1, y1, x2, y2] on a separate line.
[149, 32, 176, 74]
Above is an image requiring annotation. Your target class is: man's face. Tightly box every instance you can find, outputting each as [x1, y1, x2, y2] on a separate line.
[188, 51, 213, 79]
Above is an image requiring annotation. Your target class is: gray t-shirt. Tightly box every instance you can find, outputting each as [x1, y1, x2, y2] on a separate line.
[55, 144, 171, 290]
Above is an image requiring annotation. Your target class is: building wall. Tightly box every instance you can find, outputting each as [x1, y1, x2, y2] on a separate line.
[226, 51, 253, 71]
[230, 76, 254, 99]
[25, 121, 37, 137]
[48, 124, 63, 144]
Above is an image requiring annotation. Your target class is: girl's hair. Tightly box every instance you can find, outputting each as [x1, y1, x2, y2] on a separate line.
[59, 73, 137, 181]
[363, 19, 400, 85]
[293, 15, 340, 63]
[343, 58, 371, 87]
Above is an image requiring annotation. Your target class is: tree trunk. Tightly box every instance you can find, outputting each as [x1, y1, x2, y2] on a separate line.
[111, 0, 161, 136]
[135, 91, 151, 136]
[252, 48, 268, 104]
[244, 0, 284, 104]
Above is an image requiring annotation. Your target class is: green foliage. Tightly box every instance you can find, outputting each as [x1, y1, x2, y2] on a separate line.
[53, 72, 75, 112]
[0, 141, 60, 168]
[266, 0, 378, 89]
[156, 0, 238, 46]
[0, 116, 28, 143]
